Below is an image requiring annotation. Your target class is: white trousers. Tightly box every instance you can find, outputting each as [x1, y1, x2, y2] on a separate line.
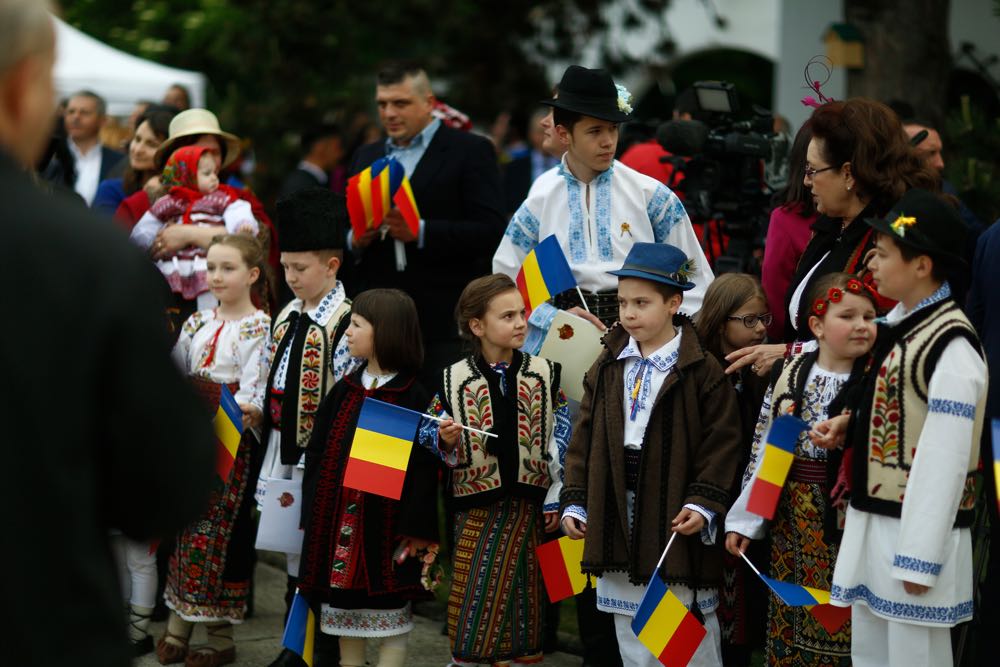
[850, 603, 953, 667]
[112, 535, 157, 608]
[613, 609, 723, 667]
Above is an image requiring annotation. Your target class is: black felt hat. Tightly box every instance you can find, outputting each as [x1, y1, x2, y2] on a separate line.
[542, 65, 632, 123]
[865, 189, 966, 265]
[276, 187, 347, 252]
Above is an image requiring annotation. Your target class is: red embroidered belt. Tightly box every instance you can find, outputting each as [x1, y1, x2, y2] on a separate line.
[788, 457, 826, 484]
[189, 376, 240, 413]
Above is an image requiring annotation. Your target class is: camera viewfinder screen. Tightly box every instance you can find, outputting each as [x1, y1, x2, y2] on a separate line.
[696, 87, 733, 113]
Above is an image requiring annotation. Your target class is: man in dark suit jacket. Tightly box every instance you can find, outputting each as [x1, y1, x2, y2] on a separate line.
[0, 5, 214, 664]
[348, 62, 506, 378]
[277, 123, 344, 199]
[42, 89, 124, 205]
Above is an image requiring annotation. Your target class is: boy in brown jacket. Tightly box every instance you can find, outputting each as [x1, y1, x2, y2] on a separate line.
[561, 242, 742, 667]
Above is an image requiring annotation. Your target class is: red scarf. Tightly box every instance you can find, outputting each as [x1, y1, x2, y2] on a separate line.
[161, 145, 240, 225]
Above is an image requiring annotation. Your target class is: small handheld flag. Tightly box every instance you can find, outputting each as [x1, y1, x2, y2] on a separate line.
[738, 551, 849, 634]
[515, 235, 577, 315]
[537, 536, 588, 602]
[343, 398, 423, 500]
[281, 589, 315, 666]
[214, 384, 244, 482]
[991, 419, 1000, 516]
[746, 415, 809, 519]
[631, 533, 707, 666]
[346, 157, 420, 239]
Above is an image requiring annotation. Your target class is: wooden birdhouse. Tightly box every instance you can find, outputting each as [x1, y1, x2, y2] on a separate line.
[824, 23, 864, 69]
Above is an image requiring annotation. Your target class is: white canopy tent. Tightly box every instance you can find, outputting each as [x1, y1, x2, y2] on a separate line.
[52, 16, 207, 117]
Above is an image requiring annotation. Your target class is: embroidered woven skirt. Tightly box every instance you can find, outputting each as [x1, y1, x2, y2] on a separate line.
[766, 477, 850, 666]
[447, 496, 544, 665]
[164, 379, 256, 623]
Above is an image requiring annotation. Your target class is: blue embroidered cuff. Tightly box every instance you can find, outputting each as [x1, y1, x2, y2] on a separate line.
[683, 503, 717, 545]
[562, 504, 587, 525]
[893, 554, 942, 577]
[522, 302, 559, 356]
[543, 502, 559, 513]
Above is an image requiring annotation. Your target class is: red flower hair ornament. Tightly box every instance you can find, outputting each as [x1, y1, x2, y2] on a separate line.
[811, 279, 868, 317]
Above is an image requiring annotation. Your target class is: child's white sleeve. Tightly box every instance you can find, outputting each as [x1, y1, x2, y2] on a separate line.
[724, 383, 775, 540]
[492, 200, 540, 277]
[130, 210, 164, 249]
[893, 336, 986, 587]
[543, 389, 572, 512]
[222, 199, 258, 236]
[235, 314, 270, 410]
[171, 312, 200, 373]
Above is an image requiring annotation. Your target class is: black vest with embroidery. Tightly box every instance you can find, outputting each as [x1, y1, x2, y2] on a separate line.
[265, 298, 351, 464]
[849, 299, 984, 527]
[442, 352, 560, 510]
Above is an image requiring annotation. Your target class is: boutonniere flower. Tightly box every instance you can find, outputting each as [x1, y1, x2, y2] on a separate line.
[890, 214, 917, 237]
[616, 84, 633, 114]
[620, 221, 632, 237]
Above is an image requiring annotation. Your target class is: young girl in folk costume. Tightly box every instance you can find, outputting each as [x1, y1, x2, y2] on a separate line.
[694, 274, 772, 666]
[297, 289, 439, 667]
[130, 145, 258, 312]
[725, 272, 878, 667]
[419, 273, 571, 667]
[158, 234, 271, 667]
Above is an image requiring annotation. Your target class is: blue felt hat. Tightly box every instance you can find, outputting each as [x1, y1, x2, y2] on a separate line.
[607, 242, 697, 291]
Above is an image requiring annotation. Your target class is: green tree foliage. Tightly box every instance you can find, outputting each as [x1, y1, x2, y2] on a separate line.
[61, 0, 675, 203]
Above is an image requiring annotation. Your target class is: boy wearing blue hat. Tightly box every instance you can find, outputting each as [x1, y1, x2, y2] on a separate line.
[814, 190, 987, 667]
[493, 66, 713, 334]
[561, 243, 742, 666]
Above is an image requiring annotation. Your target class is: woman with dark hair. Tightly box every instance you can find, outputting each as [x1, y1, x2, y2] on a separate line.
[93, 105, 176, 223]
[728, 98, 938, 376]
[118, 109, 280, 309]
[760, 120, 818, 340]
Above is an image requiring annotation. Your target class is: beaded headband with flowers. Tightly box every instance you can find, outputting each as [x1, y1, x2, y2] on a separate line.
[811, 277, 867, 317]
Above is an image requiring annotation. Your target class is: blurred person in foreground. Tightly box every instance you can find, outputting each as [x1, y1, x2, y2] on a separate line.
[0, 2, 214, 665]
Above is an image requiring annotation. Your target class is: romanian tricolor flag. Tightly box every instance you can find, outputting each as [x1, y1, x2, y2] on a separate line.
[346, 167, 374, 238]
[393, 174, 421, 236]
[281, 590, 315, 666]
[214, 384, 243, 482]
[631, 573, 707, 667]
[991, 419, 1000, 516]
[346, 157, 419, 239]
[536, 536, 588, 602]
[343, 398, 422, 500]
[759, 574, 850, 634]
[515, 235, 577, 316]
[746, 415, 809, 519]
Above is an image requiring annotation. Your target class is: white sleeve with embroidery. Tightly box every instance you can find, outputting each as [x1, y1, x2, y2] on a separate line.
[724, 383, 775, 541]
[222, 198, 259, 236]
[171, 313, 198, 373]
[492, 200, 541, 278]
[235, 315, 270, 410]
[130, 210, 165, 250]
[649, 185, 714, 315]
[543, 390, 572, 512]
[893, 337, 985, 587]
[330, 334, 361, 384]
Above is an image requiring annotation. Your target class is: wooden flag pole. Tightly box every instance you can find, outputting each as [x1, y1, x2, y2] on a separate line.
[575, 286, 593, 314]
[421, 412, 498, 439]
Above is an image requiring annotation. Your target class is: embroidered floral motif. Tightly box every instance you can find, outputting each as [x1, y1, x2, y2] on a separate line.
[506, 205, 541, 253]
[297, 327, 324, 446]
[594, 169, 613, 261]
[453, 462, 501, 496]
[892, 554, 942, 576]
[831, 584, 972, 625]
[869, 351, 902, 469]
[927, 398, 976, 420]
[564, 175, 587, 263]
[321, 604, 413, 637]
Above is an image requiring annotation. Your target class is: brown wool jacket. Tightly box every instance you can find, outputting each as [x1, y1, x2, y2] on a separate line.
[561, 316, 743, 586]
